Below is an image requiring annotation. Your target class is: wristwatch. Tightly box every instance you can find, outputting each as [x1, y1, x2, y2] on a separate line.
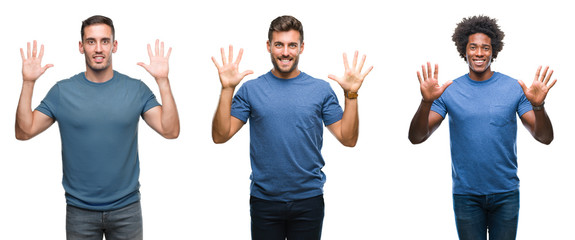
[345, 91, 358, 99]
[532, 101, 545, 111]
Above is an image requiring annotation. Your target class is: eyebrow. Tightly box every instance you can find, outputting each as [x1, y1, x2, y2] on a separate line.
[273, 41, 299, 45]
[84, 37, 112, 41]
[469, 43, 491, 47]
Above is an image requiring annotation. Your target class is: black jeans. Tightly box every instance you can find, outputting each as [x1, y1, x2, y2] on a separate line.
[250, 195, 324, 240]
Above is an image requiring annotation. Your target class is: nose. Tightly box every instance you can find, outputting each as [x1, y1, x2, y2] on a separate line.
[95, 42, 103, 52]
[476, 48, 485, 57]
[282, 46, 289, 56]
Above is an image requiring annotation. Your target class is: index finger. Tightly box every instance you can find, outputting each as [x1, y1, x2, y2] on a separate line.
[342, 53, 349, 70]
[234, 48, 244, 65]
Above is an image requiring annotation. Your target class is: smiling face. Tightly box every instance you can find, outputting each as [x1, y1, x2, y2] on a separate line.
[465, 33, 493, 81]
[267, 30, 304, 79]
[79, 23, 117, 77]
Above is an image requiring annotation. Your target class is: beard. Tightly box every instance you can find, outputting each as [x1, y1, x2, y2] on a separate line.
[270, 54, 300, 75]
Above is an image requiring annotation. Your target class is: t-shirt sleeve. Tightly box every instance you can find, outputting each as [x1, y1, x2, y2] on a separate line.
[322, 87, 343, 126]
[517, 92, 532, 117]
[140, 82, 161, 115]
[230, 85, 250, 123]
[431, 97, 447, 118]
[35, 84, 59, 120]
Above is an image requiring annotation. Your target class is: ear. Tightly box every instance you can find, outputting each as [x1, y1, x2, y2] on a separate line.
[79, 41, 84, 54]
[112, 40, 118, 53]
[299, 41, 304, 54]
[266, 40, 271, 53]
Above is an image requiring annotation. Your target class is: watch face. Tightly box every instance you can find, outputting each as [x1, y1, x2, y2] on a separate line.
[347, 92, 358, 99]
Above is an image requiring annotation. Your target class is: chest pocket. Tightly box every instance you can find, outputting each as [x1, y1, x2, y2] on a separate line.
[295, 105, 322, 130]
[489, 104, 515, 127]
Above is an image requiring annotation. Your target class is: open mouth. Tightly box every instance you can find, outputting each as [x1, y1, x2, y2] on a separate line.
[279, 58, 292, 64]
[93, 56, 105, 63]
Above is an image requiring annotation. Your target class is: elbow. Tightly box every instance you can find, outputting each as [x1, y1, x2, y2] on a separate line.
[212, 139, 227, 144]
[408, 135, 426, 145]
[163, 133, 179, 139]
[161, 128, 180, 139]
[343, 142, 357, 148]
[212, 134, 230, 144]
[15, 127, 33, 141]
[16, 133, 32, 141]
[341, 138, 358, 148]
[537, 136, 554, 145]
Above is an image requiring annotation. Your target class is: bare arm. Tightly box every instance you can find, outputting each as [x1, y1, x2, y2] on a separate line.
[211, 45, 253, 143]
[518, 66, 557, 144]
[138, 40, 180, 139]
[15, 41, 55, 140]
[408, 62, 452, 144]
[327, 51, 373, 147]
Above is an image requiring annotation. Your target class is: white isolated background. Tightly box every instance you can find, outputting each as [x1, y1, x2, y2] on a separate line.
[1, 0, 573, 239]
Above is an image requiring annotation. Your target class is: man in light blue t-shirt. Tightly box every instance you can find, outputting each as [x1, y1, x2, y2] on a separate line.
[211, 15, 372, 240]
[408, 16, 557, 240]
[15, 15, 179, 240]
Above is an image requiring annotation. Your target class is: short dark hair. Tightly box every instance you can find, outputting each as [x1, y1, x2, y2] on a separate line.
[81, 15, 115, 40]
[268, 15, 303, 43]
[452, 15, 505, 60]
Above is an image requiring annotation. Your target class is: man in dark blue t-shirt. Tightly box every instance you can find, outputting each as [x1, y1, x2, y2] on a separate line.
[408, 15, 557, 240]
[15, 15, 180, 240]
[211, 15, 372, 240]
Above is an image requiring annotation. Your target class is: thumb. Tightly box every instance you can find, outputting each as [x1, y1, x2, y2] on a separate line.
[42, 64, 54, 73]
[327, 74, 338, 82]
[240, 70, 254, 78]
[517, 79, 527, 92]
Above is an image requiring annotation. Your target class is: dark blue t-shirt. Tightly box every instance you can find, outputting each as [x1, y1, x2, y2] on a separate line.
[431, 72, 532, 195]
[36, 71, 160, 210]
[231, 71, 343, 201]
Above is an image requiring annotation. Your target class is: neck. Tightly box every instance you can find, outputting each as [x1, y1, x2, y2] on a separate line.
[468, 68, 493, 81]
[85, 67, 114, 83]
[271, 69, 300, 79]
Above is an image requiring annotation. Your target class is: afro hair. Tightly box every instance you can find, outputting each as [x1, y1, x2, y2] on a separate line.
[452, 15, 505, 61]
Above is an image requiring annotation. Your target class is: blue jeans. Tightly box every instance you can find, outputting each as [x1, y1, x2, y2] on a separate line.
[66, 201, 143, 240]
[453, 190, 519, 240]
[250, 195, 324, 240]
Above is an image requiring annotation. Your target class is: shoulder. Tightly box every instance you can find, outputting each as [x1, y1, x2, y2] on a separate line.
[114, 71, 143, 84]
[55, 72, 84, 85]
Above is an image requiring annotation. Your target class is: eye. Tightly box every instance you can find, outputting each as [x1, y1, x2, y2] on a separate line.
[289, 43, 297, 48]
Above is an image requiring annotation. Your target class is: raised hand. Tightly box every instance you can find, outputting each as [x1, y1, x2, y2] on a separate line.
[518, 66, 557, 106]
[137, 39, 171, 80]
[212, 45, 253, 89]
[328, 51, 373, 93]
[417, 62, 452, 103]
[20, 40, 53, 82]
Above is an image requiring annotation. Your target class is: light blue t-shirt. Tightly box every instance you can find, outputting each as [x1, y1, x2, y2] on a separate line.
[431, 72, 532, 195]
[231, 71, 343, 201]
[36, 71, 160, 210]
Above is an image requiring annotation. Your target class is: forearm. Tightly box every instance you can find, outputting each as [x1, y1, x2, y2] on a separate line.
[156, 78, 180, 139]
[15, 81, 37, 140]
[212, 88, 235, 143]
[339, 97, 359, 147]
[408, 100, 434, 144]
[531, 108, 554, 144]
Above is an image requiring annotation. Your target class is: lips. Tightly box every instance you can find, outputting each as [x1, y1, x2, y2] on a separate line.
[471, 59, 487, 67]
[93, 55, 105, 63]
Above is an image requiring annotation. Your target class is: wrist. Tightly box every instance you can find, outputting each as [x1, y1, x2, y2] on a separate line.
[532, 101, 545, 111]
[344, 91, 358, 99]
[421, 98, 434, 104]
